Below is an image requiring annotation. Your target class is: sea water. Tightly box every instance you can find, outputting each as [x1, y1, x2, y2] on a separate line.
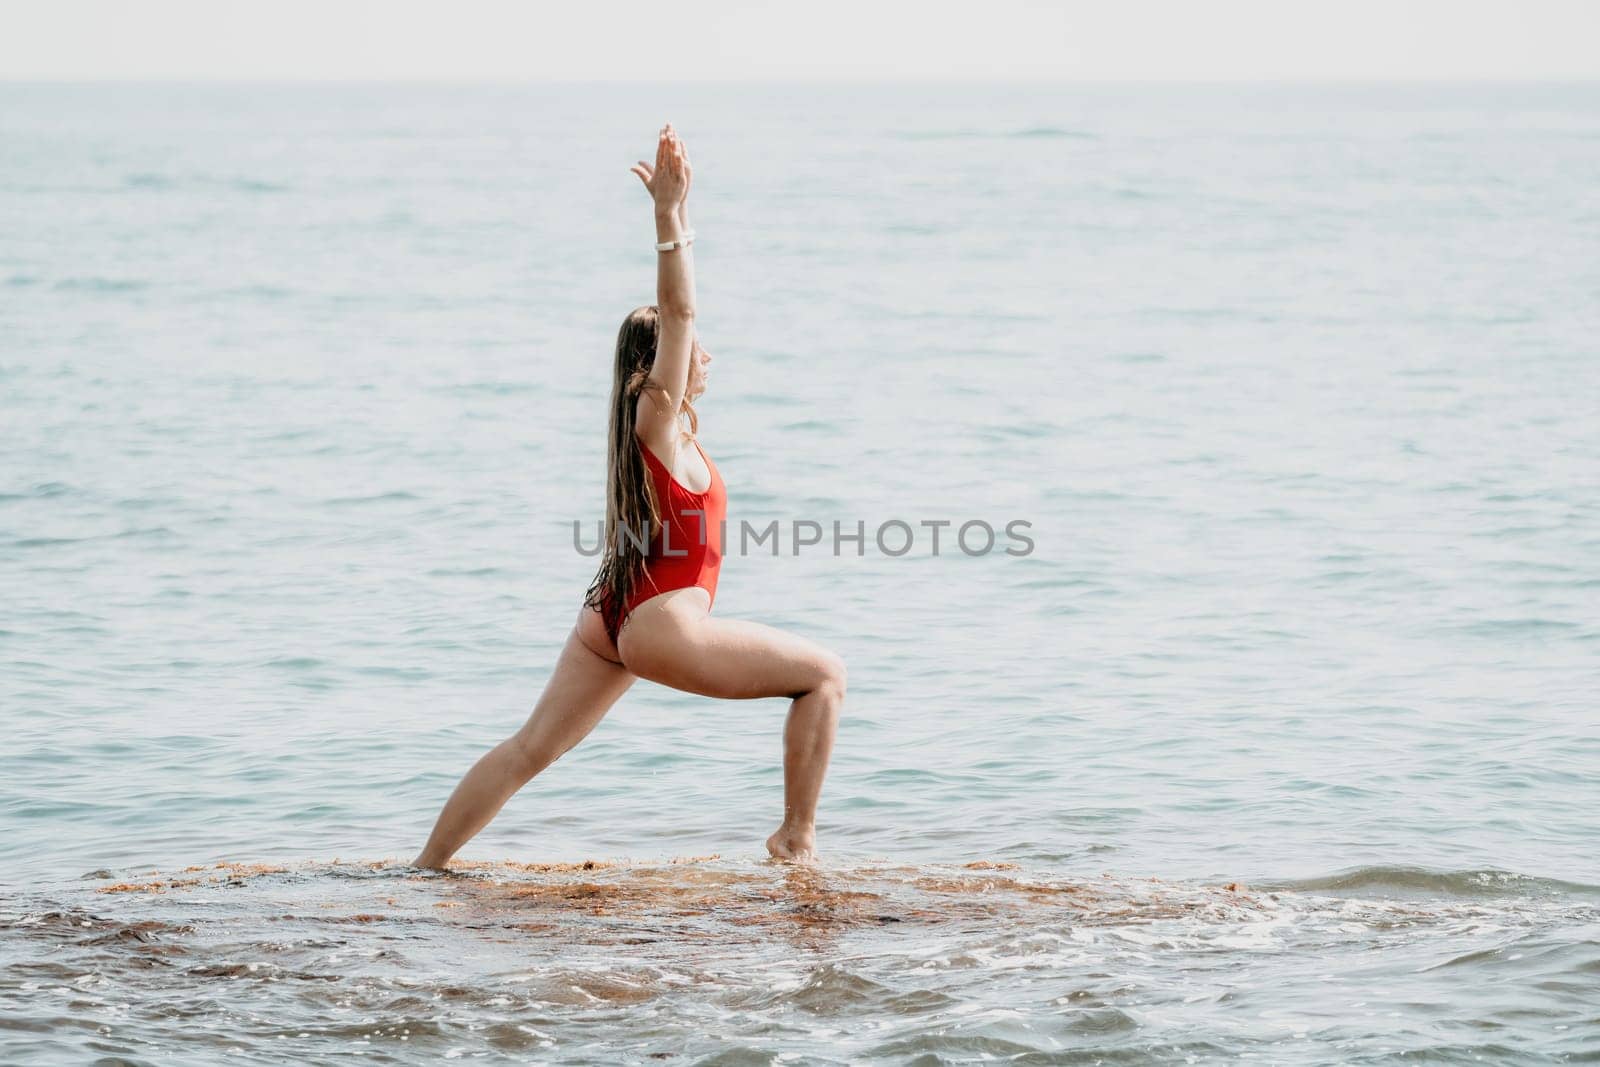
[1, 81, 1597, 1064]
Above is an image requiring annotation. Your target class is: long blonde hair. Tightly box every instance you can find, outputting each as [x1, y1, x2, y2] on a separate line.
[584, 305, 699, 642]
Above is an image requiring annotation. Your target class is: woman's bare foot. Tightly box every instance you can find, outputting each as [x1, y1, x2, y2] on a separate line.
[766, 825, 818, 865]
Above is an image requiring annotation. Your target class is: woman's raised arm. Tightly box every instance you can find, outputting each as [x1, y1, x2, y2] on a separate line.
[630, 124, 696, 455]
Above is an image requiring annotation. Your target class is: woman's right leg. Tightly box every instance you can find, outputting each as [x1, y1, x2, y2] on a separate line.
[618, 591, 847, 863]
[413, 615, 636, 870]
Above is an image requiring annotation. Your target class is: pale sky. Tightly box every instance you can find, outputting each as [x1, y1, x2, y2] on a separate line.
[3, 0, 1598, 81]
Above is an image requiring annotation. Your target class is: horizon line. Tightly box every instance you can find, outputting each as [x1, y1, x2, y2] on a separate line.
[4, 75, 1599, 87]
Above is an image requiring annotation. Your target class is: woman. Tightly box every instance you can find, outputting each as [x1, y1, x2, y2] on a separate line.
[414, 123, 846, 870]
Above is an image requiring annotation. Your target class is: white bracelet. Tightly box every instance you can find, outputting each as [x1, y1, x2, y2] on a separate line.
[655, 229, 696, 252]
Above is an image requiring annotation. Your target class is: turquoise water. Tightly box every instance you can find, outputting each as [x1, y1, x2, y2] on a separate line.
[2, 82, 1598, 1063]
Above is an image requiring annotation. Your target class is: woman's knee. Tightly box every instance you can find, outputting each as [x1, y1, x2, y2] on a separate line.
[813, 649, 847, 702]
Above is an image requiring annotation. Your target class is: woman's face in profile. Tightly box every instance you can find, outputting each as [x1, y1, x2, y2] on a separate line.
[687, 335, 713, 399]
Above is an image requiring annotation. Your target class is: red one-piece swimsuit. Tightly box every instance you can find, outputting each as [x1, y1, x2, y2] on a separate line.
[612, 434, 726, 638]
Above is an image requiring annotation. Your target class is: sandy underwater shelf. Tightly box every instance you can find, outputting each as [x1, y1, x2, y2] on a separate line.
[70, 855, 1270, 944]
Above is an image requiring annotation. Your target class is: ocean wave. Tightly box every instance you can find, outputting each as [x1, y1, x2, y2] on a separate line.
[123, 172, 291, 193]
[50, 276, 149, 293]
[891, 126, 1098, 141]
[318, 490, 424, 506]
[1259, 864, 1600, 900]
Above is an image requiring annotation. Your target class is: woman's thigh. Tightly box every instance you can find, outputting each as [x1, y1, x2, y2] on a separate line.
[511, 624, 637, 762]
[618, 593, 845, 701]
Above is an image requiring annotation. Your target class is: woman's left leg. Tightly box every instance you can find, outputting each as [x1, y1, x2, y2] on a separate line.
[413, 614, 636, 869]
